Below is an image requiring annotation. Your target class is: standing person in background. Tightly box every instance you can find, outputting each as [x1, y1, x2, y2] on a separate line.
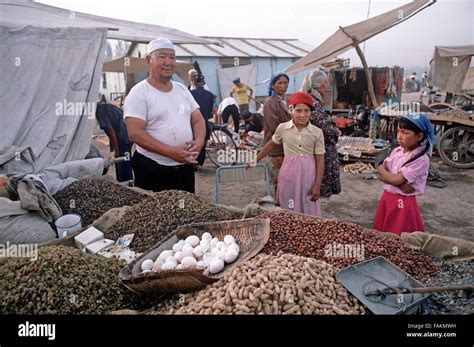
[300, 68, 341, 198]
[218, 97, 240, 134]
[188, 68, 210, 91]
[95, 102, 133, 182]
[190, 73, 216, 169]
[230, 77, 253, 114]
[263, 72, 291, 191]
[124, 38, 206, 193]
[253, 92, 325, 216]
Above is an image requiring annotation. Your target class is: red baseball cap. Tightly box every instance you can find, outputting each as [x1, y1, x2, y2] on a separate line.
[288, 92, 314, 110]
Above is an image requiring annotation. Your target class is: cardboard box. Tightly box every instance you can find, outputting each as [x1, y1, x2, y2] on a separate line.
[85, 239, 115, 254]
[74, 226, 104, 249]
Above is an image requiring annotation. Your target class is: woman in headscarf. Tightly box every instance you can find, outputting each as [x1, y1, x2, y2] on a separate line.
[263, 72, 291, 190]
[300, 68, 341, 198]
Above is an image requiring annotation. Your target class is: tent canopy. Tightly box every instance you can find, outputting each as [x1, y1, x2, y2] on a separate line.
[429, 45, 474, 93]
[103, 56, 193, 82]
[285, 0, 435, 74]
[0, 0, 212, 44]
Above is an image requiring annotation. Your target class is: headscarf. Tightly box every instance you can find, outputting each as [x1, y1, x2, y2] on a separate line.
[403, 112, 436, 156]
[268, 72, 289, 96]
[300, 68, 328, 102]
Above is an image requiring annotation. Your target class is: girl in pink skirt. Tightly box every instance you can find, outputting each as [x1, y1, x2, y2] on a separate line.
[254, 92, 325, 216]
[373, 112, 436, 235]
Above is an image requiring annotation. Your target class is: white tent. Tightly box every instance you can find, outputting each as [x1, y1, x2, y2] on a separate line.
[429, 45, 474, 93]
[0, 0, 212, 44]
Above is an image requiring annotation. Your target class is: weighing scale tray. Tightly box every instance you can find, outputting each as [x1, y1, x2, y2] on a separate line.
[335, 256, 430, 315]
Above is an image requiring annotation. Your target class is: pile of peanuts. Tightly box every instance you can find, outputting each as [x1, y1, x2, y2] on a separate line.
[150, 252, 366, 315]
[259, 211, 438, 282]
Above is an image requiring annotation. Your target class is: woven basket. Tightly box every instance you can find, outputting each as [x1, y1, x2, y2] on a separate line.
[119, 218, 270, 294]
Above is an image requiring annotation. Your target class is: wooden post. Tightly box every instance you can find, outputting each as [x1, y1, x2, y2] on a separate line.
[339, 27, 379, 108]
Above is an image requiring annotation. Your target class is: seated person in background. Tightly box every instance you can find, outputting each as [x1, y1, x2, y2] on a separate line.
[241, 110, 263, 134]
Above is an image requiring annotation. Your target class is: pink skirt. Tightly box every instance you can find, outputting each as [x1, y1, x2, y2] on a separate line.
[277, 155, 321, 217]
[373, 191, 425, 235]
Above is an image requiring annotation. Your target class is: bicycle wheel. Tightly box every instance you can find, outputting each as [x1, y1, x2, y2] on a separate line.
[206, 127, 238, 167]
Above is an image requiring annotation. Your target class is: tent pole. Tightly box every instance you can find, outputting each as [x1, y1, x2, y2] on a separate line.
[339, 26, 378, 108]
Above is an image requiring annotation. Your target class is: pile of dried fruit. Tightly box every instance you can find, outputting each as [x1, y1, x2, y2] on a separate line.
[53, 178, 146, 226]
[0, 246, 161, 314]
[259, 211, 438, 282]
[106, 190, 236, 252]
[150, 253, 366, 315]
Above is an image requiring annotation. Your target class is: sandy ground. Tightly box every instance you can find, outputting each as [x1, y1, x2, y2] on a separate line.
[193, 159, 473, 242]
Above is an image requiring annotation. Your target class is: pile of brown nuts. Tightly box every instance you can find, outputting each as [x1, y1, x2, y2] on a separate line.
[151, 252, 366, 315]
[53, 178, 146, 226]
[259, 211, 438, 282]
[0, 245, 162, 314]
[106, 190, 236, 252]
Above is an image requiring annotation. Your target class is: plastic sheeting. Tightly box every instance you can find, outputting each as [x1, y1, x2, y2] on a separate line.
[0, 25, 107, 172]
[429, 45, 474, 93]
[285, 0, 434, 74]
[217, 64, 257, 112]
[0, 0, 211, 44]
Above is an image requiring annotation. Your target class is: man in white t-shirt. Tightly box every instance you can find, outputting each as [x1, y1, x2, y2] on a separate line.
[124, 38, 206, 193]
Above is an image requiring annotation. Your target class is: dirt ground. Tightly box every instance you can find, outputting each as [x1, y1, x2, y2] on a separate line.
[93, 126, 474, 243]
[194, 159, 473, 242]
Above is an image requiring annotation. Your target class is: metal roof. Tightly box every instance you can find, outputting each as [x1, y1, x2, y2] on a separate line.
[174, 37, 313, 58]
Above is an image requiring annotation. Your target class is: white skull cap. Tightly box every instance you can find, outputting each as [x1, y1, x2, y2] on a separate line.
[147, 38, 175, 55]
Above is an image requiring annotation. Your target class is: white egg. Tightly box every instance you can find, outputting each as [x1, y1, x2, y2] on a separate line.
[142, 269, 152, 274]
[172, 242, 183, 253]
[152, 259, 164, 272]
[174, 251, 184, 263]
[210, 248, 220, 258]
[140, 259, 154, 272]
[202, 252, 212, 261]
[210, 237, 219, 248]
[161, 262, 176, 270]
[199, 240, 210, 252]
[165, 256, 178, 266]
[201, 232, 212, 241]
[228, 243, 240, 254]
[203, 268, 210, 276]
[185, 235, 200, 247]
[216, 241, 225, 249]
[217, 250, 226, 261]
[209, 258, 225, 274]
[157, 250, 173, 262]
[181, 246, 194, 258]
[196, 261, 207, 270]
[181, 256, 197, 268]
[224, 249, 239, 264]
[175, 264, 183, 270]
[224, 235, 236, 245]
[193, 245, 205, 258]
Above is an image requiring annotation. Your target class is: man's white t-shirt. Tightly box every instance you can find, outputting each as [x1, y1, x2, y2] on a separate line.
[124, 80, 199, 166]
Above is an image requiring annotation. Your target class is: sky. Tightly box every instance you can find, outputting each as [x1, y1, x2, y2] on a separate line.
[38, 0, 474, 68]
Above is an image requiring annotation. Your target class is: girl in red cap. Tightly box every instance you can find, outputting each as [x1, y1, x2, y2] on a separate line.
[253, 92, 325, 216]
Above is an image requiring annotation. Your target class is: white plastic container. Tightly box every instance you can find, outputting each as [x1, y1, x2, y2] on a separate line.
[55, 214, 82, 238]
